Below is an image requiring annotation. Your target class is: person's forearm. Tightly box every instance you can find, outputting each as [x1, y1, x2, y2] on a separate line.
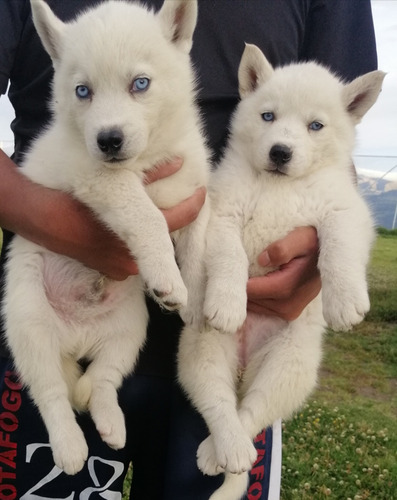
[0, 147, 134, 277]
[0, 148, 206, 279]
[0, 148, 85, 249]
[0, 148, 39, 237]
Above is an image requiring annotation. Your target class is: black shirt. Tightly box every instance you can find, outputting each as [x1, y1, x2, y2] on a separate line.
[0, 0, 378, 374]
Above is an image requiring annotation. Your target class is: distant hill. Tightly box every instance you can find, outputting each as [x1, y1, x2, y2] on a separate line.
[358, 174, 397, 229]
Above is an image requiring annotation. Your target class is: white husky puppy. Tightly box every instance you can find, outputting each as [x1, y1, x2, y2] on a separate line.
[178, 44, 385, 499]
[2, 0, 209, 475]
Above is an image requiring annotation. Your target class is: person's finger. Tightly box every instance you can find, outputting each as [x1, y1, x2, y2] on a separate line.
[143, 157, 183, 185]
[162, 187, 206, 233]
[246, 228, 322, 320]
[247, 255, 312, 300]
[258, 226, 318, 267]
[247, 277, 321, 320]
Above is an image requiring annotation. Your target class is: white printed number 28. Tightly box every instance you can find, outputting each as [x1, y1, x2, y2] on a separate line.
[21, 443, 124, 500]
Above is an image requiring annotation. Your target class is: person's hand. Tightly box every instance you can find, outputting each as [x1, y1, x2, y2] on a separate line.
[1, 151, 205, 281]
[143, 157, 206, 232]
[246, 227, 321, 320]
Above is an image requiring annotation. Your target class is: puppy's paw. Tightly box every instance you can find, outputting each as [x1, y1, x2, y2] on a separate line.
[197, 436, 224, 476]
[179, 287, 206, 327]
[213, 432, 257, 474]
[179, 305, 205, 329]
[146, 268, 187, 311]
[204, 289, 247, 334]
[90, 402, 126, 450]
[323, 286, 370, 331]
[51, 424, 88, 475]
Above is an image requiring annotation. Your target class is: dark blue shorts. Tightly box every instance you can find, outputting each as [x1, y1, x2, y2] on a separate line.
[0, 357, 279, 499]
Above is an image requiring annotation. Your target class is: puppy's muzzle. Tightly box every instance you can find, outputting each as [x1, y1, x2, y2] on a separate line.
[269, 144, 292, 168]
[97, 128, 125, 161]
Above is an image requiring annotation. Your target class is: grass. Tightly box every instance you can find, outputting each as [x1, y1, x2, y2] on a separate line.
[281, 401, 396, 499]
[281, 231, 397, 499]
[123, 469, 132, 499]
[366, 231, 397, 322]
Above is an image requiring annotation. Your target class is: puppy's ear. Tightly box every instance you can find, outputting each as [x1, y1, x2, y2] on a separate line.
[158, 0, 197, 53]
[343, 70, 386, 124]
[238, 44, 274, 99]
[30, 0, 65, 63]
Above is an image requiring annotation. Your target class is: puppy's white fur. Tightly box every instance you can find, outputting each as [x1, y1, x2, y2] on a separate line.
[3, 0, 209, 475]
[178, 44, 385, 499]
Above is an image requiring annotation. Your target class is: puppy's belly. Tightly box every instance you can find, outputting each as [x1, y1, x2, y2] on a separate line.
[236, 312, 287, 368]
[42, 253, 134, 323]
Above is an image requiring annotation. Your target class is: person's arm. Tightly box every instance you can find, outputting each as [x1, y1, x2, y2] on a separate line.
[0, 149, 205, 281]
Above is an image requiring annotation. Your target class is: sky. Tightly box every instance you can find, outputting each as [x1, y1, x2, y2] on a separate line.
[0, 0, 396, 179]
[354, 0, 397, 181]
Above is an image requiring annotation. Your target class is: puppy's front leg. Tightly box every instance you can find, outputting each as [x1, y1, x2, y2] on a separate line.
[176, 196, 210, 327]
[318, 193, 375, 331]
[204, 213, 249, 333]
[75, 170, 187, 310]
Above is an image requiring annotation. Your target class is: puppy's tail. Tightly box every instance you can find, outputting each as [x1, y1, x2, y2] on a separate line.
[73, 373, 92, 411]
[209, 471, 249, 500]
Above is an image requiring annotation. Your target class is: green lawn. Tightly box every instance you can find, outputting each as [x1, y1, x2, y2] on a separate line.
[282, 232, 397, 499]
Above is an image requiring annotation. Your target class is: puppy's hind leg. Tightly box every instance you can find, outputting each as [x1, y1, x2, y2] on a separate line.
[32, 365, 89, 475]
[79, 294, 148, 450]
[238, 317, 323, 440]
[178, 326, 257, 476]
[4, 260, 88, 474]
[62, 356, 85, 410]
[17, 343, 88, 475]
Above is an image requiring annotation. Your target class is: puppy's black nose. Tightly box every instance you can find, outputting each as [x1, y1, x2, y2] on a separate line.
[269, 144, 292, 166]
[97, 129, 124, 155]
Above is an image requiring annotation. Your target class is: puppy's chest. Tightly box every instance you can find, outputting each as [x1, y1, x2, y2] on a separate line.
[242, 183, 318, 276]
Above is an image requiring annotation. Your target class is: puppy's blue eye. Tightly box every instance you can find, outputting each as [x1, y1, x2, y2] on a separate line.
[75, 85, 91, 99]
[262, 112, 274, 122]
[309, 121, 323, 131]
[132, 77, 150, 92]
